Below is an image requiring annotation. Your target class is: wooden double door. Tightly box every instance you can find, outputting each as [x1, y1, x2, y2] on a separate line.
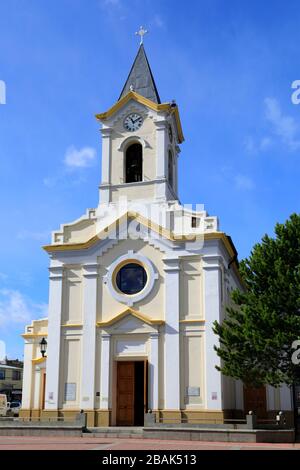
[116, 361, 148, 426]
[243, 386, 267, 418]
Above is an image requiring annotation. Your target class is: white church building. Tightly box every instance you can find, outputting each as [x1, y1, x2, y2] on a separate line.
[21, 37, 293, 427]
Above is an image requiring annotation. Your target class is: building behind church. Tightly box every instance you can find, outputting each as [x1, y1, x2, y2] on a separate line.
[20, 41, 293, 427]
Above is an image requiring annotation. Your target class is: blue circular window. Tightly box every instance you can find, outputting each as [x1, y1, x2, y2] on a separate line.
[116, 263, 147, 295]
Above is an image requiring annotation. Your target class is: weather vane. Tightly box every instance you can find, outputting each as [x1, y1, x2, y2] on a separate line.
[135, 26, 148, 45]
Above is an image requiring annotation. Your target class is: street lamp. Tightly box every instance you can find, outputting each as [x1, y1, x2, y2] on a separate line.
[39, 337, 47, 358]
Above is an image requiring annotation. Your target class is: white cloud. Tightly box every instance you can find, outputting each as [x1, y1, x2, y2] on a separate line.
[0, 289, 48, 329]
[264, 97, 300, 151]
[44, 145, 96, 187]
[244, 135, 273, 155]
[234, 174, 255, 191]
[64, 146, 96, 168]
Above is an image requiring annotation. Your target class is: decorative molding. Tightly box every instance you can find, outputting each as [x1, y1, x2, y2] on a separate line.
[101, 333, 111, 340]
[96, 307, 164, 328]
[43, 211, 209, 252]
[49, 266, 64, 280]
[163, 257, 181, 273]
[82, 263, 99, 278]
[100, 127, 113, 137]
[104, 251, 159, 306]
[32, 357, 47, 364]
[116, 339, 146, 355]
[95, 90, 184, 144]
[21, 333, 48, 339]
[179, 319, 205, 324]
[117, 135, 150, 151]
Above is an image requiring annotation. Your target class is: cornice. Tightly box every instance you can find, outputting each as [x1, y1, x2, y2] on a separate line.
[95, 91, 184, 144]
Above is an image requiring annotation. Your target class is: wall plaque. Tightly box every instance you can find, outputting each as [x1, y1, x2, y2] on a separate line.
[64, 383, 76, 401]
[186, 387, 200, 397]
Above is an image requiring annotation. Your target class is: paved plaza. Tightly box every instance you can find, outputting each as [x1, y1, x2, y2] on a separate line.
[0, 436, 300, 450]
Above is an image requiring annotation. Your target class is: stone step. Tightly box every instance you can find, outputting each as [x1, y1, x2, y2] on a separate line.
[87, 426, 143, 436]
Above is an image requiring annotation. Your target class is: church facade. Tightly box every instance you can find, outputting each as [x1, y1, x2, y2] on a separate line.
[21, 43, 293, 427]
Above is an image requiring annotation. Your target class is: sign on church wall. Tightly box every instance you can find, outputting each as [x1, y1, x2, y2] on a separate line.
[64, 383, 76, 401]
[186, 386, 200, 397]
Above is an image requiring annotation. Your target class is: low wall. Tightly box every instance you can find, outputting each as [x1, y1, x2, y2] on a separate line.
[143, 427, 295, 443]
[0, 426, 82, 437]
[0, 413, 86, 437]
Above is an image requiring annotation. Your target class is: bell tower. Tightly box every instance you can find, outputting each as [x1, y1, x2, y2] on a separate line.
[96, 33, 184, 205]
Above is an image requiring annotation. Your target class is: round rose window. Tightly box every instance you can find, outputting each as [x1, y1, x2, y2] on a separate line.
[115, 263, 147, 295]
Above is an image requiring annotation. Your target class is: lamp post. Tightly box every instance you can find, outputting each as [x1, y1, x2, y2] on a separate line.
[39, 338, 47, 358]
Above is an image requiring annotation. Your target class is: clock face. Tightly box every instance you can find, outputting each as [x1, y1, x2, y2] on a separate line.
[168, 124, 173, 142]
[124, 113, 143, 132]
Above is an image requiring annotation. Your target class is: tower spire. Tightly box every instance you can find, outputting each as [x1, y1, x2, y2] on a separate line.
[119, 29, 161, 104]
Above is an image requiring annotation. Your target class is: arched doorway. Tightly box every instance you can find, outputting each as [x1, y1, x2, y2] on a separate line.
[125, 143, 143, 183]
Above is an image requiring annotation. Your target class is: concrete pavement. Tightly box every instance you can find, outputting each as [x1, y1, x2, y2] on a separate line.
[0, 435, 300, 450]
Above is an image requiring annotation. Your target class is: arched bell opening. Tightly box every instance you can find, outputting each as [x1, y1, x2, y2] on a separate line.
[125, 143, 143, 183]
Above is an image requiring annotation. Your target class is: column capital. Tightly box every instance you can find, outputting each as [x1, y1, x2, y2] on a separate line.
[202, 255, 223, 270]
[150, 332, 160, 339]
[163, 257, 180, 272]
[82, 263, 99, 278]
[49, 266, 64, 280]
[154, 119, 168, 130]
[101, 333, 111, 340]
[100, 127, 113, 137]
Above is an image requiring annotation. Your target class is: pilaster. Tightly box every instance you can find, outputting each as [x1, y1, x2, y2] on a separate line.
[155, 120, 168, 200]
[99, 127, 113, 204]
[80, 263, 99, 410]
[44, 266, 64, 410]
[203, 256, 223, 410]
[100, 333, 111, 410]
[21, 340, 34, 410]
[149, 332, 159, 410]
[163, 258, 180, 410]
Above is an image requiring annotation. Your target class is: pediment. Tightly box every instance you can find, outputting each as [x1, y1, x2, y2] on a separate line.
[95, 91, 184, 143]
[43, 211, 189, 253]
[97, 308, 163, 334]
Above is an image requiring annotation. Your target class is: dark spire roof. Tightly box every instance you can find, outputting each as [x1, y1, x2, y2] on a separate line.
[119, 44, 161, 104]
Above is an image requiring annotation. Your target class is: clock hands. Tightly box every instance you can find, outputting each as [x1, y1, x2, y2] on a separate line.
[124, 114, 142, 131]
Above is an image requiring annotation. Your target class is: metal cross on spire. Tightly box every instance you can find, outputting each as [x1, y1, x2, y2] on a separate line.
[135, 26, 148, 45]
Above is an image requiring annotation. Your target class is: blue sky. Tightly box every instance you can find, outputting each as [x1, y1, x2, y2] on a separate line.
[0, 0, 300, 358]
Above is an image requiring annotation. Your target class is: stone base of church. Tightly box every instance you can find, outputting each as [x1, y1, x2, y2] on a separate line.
[19, 409, 31, 419]
[20, 408, 295, 427]
[18, 409, 236, 426]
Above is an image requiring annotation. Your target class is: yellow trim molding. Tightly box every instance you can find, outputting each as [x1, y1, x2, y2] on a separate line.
[61, 323, 83, 328]
[21, 333, 48, 339]
[179, 319, 205, 323]
[95, 91, 184, 143]
[44, 211, 228, 252]
[42, 211, 243, 285]
[32, 357, 47, 364]
[97, 307, 164, 327]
